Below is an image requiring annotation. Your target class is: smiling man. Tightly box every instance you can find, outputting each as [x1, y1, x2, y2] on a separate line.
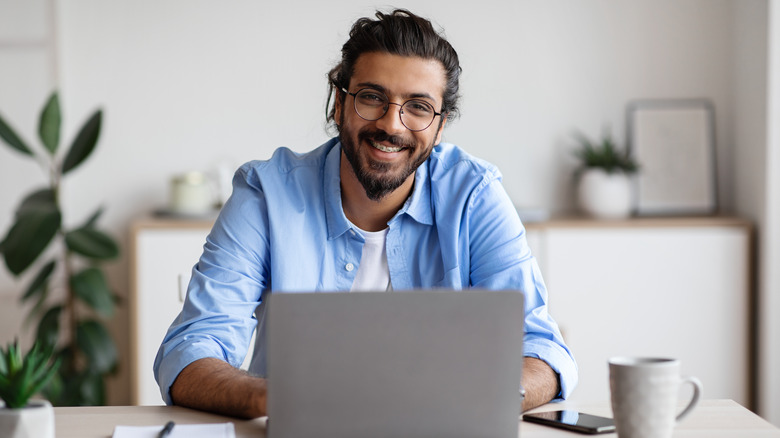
[154, 9, 577, 418]
[337, 52, 447, 232]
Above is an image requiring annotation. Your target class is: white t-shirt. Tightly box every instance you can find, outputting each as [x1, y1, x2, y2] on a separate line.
[350, 227, 392, 292]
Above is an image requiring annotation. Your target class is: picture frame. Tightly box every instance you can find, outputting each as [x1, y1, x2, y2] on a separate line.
[627, 99, 718, 216]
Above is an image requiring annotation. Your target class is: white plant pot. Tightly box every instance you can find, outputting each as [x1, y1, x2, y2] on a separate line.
[0, 400, 55, 438]
[578, 169, 633, 219]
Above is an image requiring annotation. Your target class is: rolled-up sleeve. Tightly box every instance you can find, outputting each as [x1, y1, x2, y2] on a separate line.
[153, 164, 269, 405]
[467, 177, 578, 400]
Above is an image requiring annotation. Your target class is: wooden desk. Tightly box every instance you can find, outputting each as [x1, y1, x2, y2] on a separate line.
[55, 399, 779, 437]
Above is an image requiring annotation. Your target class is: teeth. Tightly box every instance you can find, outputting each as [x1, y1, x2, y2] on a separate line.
[371, 140, 402, 153]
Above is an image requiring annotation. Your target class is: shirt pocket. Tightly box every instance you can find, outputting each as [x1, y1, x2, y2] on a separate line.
[433, 265, 463, 289]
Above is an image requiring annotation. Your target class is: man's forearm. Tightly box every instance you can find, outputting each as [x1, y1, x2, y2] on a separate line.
[521, 357, 560, 412]
[170, 357, 267, 419]
[170, 357, 555, 417]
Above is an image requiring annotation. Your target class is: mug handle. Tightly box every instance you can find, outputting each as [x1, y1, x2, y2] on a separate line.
[676, 375, 703, 422]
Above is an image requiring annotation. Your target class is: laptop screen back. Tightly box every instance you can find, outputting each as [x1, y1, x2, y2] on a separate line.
[267, 289, 525, 438]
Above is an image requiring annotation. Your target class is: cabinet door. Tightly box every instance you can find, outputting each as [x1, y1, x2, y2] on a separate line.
[132, 227, 210, 405]
[538, 226, 749, 405]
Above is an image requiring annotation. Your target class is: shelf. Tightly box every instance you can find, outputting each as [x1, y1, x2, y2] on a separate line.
[524, 215, 752, 230]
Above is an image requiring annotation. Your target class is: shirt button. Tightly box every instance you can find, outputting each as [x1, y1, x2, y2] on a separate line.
[345, 263, 355, 272]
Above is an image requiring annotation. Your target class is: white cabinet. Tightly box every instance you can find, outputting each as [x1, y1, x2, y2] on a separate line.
[525, 217, 752, 407]
[129, 219, 212, 405]
[129, 217, 753, 409]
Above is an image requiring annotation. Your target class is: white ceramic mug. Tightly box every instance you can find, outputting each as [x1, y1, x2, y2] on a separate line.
[609, 357, 702, 438]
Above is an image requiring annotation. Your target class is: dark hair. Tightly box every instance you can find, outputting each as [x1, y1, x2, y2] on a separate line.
[326, 9, 462, 126]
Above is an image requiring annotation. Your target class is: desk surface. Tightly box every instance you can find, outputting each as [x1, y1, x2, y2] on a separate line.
[55, 399, 779, 438]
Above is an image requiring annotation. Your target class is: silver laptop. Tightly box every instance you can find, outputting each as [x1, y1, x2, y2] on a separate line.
[266, 289, 525, 438]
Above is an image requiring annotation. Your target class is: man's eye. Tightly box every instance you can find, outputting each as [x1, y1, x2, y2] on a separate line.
[406, 101, 433, 115]
[358, 92, 386, 104]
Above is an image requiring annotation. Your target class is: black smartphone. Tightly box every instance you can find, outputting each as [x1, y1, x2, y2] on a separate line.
[523, 410, 616, 434]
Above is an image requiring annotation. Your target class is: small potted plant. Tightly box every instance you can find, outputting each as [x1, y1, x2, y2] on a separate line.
[0, 340, 60, 438]
[573, 130, 639, 219]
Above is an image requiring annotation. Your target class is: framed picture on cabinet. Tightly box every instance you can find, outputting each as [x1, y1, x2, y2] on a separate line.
[627, 99, 718, 216]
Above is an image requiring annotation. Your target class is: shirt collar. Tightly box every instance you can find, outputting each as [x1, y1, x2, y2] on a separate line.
[397, 157, 433, 226]
[324, 141, 350, 240]
[324, 139, 434, 240]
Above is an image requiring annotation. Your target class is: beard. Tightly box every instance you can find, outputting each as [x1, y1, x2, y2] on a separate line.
[338, 116, 437, 201]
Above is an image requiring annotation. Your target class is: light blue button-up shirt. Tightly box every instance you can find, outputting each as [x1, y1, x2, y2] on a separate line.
[154, 138, 577, 404]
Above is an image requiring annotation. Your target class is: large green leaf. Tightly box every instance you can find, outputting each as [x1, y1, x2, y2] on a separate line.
[0, 111, 33, 156]
[77, 370, 105, 406]
[38, 92, 61, 155]
[24, 289, 51, 329]
[76, 320, 117, 373]
[71, 267, 114, 317]
[1, 208, 62, 275]
[49, 368, 105, 406]
[42, 366, 64, 405]
[0, 188, 61, 275]
[64, 228, 119, 260]
[15, 188, 58, 219]
[61, 109, 102, 175]
[80, 207, 104, 229]
[36, 305, 62, 350]
[21, 259, 56, 303]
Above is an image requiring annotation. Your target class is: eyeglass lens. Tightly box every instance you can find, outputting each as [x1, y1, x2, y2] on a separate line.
[353, 89, 437, 131]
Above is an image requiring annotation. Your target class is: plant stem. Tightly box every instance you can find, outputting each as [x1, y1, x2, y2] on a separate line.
[64, 248, 77, 372]
[50, 160, 59, 190]
[51, 165, 77, 374]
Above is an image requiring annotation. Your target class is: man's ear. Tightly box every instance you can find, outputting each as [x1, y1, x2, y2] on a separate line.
[434, 115, 448, 144]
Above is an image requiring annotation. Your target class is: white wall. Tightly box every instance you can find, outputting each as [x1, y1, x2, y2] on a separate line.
[49, 0, 742, 228]
[0, 0, 771, 408]
[731, 0, 780, 425]
[0, 0, 57, 352]
[760, 1, 780, 426]
[733, 0, 769, 418]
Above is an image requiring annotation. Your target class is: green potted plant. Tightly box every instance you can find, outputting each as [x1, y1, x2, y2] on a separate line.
[0, 340, 60, 438]
[573, 130, 639, 219]
[0, 92, 119, 405]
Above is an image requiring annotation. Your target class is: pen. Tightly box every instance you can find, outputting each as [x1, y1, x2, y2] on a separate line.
[157, 421, 175, 438]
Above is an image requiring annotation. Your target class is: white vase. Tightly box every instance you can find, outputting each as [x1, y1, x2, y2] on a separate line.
[577, 168, 633, 219]
[0, 400, 55, 438]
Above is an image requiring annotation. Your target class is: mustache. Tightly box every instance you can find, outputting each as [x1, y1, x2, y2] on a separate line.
[358, 129, 415, 149]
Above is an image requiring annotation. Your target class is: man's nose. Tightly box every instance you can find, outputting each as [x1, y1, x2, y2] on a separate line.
[374, 102, 407, 134]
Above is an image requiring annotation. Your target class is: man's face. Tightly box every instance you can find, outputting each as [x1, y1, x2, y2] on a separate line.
[335, 52, 448, 201]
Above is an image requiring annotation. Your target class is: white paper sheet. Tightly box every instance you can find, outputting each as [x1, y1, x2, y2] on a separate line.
[112, 422, 235, 438]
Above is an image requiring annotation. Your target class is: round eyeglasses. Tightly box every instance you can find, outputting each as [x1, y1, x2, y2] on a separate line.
[341, 87, 442, 132]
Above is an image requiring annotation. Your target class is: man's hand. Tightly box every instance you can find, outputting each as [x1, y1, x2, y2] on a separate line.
[170, 357, 267, 419]
[521, 357, 560, 412]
